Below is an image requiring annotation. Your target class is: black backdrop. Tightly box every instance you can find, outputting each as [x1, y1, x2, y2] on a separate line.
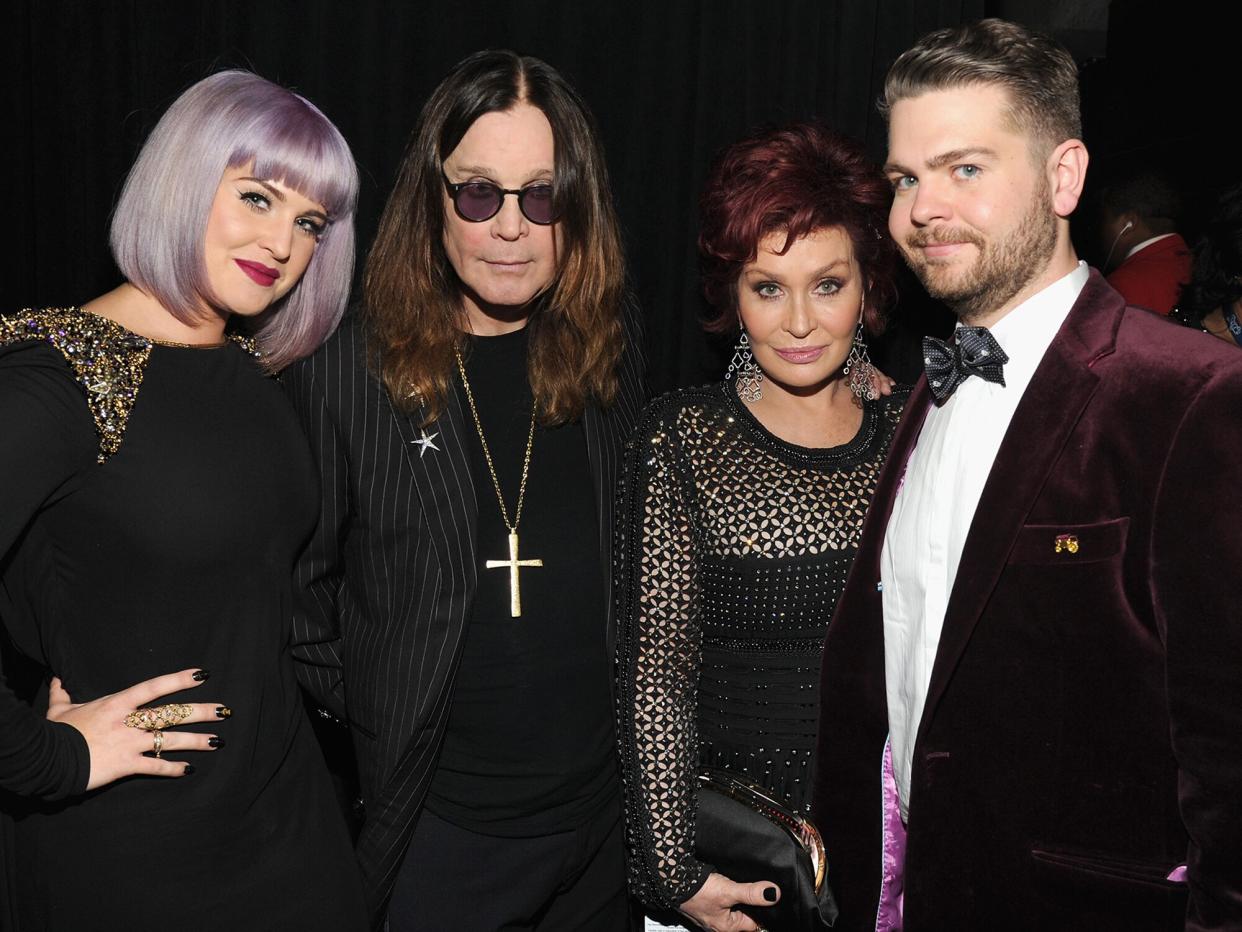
[0, 0, 1234, 910]
[5, 0, 987, 392]
[6, 1, 1229, 390]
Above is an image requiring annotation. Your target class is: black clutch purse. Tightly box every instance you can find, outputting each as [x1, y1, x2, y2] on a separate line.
[695, 768, 838, 930]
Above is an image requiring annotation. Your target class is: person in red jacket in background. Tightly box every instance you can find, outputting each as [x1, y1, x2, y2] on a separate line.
[1100, 167, 1192, 314]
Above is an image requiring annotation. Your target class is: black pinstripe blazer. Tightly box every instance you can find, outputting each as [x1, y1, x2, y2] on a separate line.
[282, 305, 645, 924]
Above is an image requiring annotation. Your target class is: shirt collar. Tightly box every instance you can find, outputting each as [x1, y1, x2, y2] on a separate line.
[964, 261, 1089, 392]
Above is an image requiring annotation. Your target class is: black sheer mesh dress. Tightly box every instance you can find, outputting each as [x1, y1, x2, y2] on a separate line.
[615, 380, 907, 911]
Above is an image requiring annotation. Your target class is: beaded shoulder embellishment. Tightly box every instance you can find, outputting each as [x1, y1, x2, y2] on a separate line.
[227, 332, 262, 357]
[1, 307, 153, 464]
[1, 309, 265, 462]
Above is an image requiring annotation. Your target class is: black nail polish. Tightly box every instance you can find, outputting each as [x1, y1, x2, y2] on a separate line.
[215, 706, 232, 719]
[208, 736, 225, 749]
[763, 887, 777, 903]
[192, 669, 210, 682]
[183, 765, 196, 775]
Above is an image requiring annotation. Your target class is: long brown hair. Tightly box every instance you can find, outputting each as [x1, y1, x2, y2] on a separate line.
[363, 50, 626, 426]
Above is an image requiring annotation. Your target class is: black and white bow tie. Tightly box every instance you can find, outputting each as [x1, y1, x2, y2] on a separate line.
[922, 326, 1008, 403]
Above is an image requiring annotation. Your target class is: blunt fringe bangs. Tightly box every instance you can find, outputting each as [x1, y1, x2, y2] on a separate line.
[110, 69, 359, 371]
[881, 18, 1081, 156]
[363, 50, 626, 426]
[698, 121, 897, 336]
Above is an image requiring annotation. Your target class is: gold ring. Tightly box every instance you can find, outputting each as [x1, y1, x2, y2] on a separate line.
[152, 730, 164, 758]
[124, 703, 193, 731]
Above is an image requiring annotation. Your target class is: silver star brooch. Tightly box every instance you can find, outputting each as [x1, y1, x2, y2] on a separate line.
[411, 429, 440, 458]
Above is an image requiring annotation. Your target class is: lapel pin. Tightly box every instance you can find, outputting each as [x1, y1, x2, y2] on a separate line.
[1054, 533, 1079, 555]
[411, 429, 440, 458]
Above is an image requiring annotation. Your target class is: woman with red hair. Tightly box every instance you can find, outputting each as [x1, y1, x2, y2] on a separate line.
[616, 122, 904, 931]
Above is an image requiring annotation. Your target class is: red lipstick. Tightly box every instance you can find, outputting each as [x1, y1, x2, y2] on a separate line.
[235, 259, 279, 286]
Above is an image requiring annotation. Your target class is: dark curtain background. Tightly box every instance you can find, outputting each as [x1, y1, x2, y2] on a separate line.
[1076, 2, 1237, 266]
[1, 1, 1230, 925]
[3, 0, 986, 392]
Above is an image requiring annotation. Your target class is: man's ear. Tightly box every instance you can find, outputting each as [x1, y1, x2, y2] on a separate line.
[1049, 138, 1088, 219]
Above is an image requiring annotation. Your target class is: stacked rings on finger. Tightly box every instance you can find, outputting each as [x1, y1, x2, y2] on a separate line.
[123, 703, 193, 731]
[152, 730, 164, 759]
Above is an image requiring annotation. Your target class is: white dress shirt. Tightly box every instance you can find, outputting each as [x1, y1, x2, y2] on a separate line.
[881, 261, 1089, 820]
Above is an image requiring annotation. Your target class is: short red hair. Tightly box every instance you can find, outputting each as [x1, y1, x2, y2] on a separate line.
[698, 121, 896, 334]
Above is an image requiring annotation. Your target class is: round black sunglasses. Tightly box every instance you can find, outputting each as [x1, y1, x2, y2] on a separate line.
[441, 172, 558, 225]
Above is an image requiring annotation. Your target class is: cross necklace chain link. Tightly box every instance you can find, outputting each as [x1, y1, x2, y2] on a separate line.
[455, 349, 542, 617]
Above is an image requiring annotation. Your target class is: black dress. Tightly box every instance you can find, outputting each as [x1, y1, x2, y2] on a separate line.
[0, 309, 366, 931]
[615, 381, 907, 911]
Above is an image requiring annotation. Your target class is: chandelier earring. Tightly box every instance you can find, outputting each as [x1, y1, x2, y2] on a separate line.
[725, 329, 764, 402]
[843, 297, 879, 402]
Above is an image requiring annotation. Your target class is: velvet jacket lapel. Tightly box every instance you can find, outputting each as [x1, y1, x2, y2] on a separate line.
[915, 272, 1122, 744]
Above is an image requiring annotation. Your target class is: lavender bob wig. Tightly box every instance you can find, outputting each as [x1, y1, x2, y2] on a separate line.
[109, 70, 358, 371]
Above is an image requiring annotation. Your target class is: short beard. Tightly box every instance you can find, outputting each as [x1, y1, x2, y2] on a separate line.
[902, 190, 1058, 323]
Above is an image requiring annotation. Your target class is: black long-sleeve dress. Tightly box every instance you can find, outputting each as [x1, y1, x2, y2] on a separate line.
[615, 380, 907, 911]
[0, 308, 366, 931]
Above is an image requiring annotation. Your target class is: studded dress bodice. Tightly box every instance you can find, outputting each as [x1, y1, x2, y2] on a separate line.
[615, 380, 907, 910]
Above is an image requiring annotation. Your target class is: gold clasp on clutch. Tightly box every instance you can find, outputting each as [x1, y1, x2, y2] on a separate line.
[1054, 533, 1079, 555]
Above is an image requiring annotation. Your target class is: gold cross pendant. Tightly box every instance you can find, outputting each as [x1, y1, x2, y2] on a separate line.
[485, 531, 543, 617]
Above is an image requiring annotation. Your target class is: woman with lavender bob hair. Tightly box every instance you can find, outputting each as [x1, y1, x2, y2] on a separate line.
[110, 68, 358, 370]
[0, 71, 366, 928]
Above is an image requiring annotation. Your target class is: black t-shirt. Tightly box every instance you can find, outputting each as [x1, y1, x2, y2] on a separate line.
[425, 325, 616, 836]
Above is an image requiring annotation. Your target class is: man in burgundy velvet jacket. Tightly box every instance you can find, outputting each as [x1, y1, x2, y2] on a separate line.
[811, 19, 1242, 932]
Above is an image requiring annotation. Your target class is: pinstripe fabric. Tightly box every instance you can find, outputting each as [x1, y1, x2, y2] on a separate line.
[284, 304, 645, 925]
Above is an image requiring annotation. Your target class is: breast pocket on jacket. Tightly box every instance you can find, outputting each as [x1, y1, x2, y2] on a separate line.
[1006, 517, 1130, 566]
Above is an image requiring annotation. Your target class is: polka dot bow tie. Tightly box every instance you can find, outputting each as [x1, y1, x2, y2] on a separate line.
[922, 326, 1009, 403]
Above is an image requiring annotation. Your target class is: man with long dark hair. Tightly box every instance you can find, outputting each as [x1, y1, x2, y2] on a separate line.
[284, 50, 643, 930]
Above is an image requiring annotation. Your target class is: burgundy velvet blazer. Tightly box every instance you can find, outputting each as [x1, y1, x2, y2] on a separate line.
[811, 271, 1242, 932]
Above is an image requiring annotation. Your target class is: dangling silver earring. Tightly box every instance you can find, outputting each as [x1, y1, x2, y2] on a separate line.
[726, 329, 763, 402]
[843, 300, 878, 402]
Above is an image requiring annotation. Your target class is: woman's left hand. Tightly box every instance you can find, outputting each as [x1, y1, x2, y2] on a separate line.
[870, 366, 896, 396]
[46, 669, 222, 790]
[679, 873, 779, 932]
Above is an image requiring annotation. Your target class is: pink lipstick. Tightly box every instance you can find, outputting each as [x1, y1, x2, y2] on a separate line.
[775, 346, 825, 364]
[235, 259, 279, 286]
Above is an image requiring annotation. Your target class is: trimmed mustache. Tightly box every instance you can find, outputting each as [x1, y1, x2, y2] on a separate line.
[906, 227, 985, 251]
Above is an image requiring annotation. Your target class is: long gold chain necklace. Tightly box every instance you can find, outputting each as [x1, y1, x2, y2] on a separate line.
[455, 349, 543, 617]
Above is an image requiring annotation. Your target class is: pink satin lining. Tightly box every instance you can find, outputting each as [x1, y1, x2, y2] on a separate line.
[875, 738, 907, 932]
[869, 738, 1184, 930]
